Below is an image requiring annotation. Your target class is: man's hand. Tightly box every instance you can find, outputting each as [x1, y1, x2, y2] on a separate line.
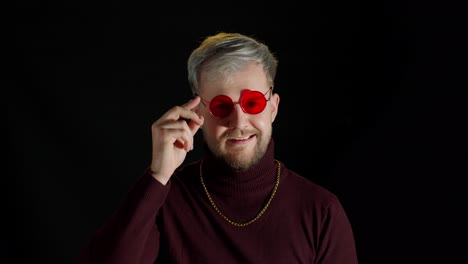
[149, 96, 204, 185]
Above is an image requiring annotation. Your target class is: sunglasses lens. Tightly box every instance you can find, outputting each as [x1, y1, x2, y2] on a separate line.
[209, 95, 234, 118]
[207, 90, 268, 118]
[241, 91, 267, 114]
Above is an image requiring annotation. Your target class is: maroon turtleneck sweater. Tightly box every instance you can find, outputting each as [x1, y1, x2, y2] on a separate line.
[76, 139, 358, 264]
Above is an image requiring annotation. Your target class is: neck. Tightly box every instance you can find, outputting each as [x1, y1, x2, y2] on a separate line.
[200, 138, 277, 192]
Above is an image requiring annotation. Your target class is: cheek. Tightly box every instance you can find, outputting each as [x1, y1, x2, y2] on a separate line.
[255, 121, 270, 131]
[250, 115, 272, 132]
[202, 118, 224, 137]
[258, 111, 275, 125]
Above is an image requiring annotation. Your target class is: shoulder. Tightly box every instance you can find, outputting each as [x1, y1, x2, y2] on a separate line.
[170, 160, 201, 186]
[174, 160, 200, 175]
[279, 161, 339, 207]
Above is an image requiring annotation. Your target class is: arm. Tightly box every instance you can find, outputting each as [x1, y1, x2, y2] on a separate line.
[316, 198, 358, 264]
[76, 97, 204, 264]
[75, 170, 170, 264]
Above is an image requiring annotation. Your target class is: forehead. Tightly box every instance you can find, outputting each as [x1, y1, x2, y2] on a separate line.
[199, 62, 270, 97]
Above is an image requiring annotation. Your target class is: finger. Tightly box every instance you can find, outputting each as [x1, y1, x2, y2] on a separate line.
[169, 128, 193, 152]
[161, 98, 203, 124]
[159, 119, 195, 137]
[180, 96, 204, 124]
[165, 118, 203, 149]
[188, 115, 204, 135]
[158, 120, 195, 149]
[181, 96, 201, 110]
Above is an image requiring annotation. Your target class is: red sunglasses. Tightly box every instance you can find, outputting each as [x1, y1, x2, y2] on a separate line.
[196, 87, 273, 118]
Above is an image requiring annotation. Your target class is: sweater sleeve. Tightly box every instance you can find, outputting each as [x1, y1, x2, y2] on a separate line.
[75, 169, 171, 264]
[316, 197, 358, 264]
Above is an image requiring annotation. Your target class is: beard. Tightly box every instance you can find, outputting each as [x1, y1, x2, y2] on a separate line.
[203, 128, 271, 171]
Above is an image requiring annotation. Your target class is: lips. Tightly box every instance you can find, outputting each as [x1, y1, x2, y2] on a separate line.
[226, 134, 255, 142]
[230, 136, 250, 141]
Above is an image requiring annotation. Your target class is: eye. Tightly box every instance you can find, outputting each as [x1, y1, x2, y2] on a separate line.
[210, 96, 234, 117]
[242, 93, 267, 114]
[245, 100, 261, 108]
[213, 102, 232, 110]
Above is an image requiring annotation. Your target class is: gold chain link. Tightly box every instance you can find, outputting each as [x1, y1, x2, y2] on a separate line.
[199, 159, 281, 227]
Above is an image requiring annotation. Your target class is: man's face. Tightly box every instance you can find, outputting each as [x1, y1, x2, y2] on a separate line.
[197, 62, 280, 170]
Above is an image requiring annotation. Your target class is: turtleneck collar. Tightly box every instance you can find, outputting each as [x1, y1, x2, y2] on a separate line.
[200, 138, 278, 193]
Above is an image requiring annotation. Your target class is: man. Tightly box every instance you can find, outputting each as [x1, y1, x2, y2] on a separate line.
[76, 32, 358, 263]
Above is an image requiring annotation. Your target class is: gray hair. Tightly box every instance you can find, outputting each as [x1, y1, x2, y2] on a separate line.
[187, 32, 278, 95]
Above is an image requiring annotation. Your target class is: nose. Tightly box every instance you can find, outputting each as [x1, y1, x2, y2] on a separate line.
[227, 103, 249, 128]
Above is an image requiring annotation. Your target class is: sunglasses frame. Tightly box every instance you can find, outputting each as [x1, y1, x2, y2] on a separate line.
[196, 87, 273, 118]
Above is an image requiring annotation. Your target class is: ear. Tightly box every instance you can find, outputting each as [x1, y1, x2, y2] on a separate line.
[270, 93, 280, 123]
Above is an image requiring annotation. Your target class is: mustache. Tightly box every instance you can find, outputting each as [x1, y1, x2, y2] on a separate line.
[223, 129, 257, 139]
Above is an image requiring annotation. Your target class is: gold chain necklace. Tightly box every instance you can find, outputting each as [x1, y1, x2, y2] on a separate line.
[199, 159, 281, 227]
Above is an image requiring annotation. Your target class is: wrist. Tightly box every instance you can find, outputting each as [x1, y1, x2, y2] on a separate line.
[149, 167, 170, 185]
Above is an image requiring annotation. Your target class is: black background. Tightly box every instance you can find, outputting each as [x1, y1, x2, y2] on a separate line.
[11, 0, 467, 263]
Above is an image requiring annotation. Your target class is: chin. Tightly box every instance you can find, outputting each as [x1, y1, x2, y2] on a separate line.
[224, 157, 253, 171]
[205, 135, 267, 170]
[223, 149, 262, 171]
